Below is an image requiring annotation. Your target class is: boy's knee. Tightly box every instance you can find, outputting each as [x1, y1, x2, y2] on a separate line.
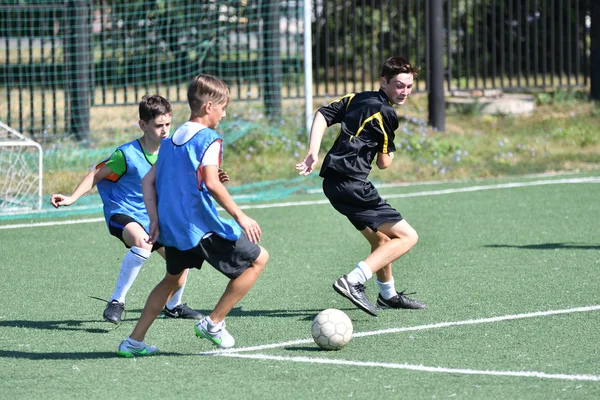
[131, 240, 153, 250]
[252, 247, 269, 273]
[407, 230, 419, 247]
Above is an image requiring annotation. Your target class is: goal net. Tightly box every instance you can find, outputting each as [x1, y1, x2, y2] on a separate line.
[0, 121, 43, 212]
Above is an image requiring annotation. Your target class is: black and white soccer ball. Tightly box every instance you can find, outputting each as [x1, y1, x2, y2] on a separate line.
[311, 308, 353, 350]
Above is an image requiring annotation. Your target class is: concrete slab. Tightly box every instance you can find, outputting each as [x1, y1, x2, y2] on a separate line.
[446, 93, 536, 116]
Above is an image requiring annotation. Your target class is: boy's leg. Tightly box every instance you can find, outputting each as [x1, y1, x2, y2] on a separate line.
[154, 248, 203, 319]
[335, 220, 423, 315]
[164, 269, 203, 319]
[210, 247, 268, 323]
[195, 246, 268, 348]
[129, 271, 186, 340]
[117, 270, 186, 358]
[361, 221, 425, 309]
[362, 219, 418, 271]
[104, 222, 153, 323]
[360, 228, 393, 283]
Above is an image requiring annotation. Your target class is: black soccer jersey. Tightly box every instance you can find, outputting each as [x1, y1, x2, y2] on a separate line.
[318, 89, 399, 182]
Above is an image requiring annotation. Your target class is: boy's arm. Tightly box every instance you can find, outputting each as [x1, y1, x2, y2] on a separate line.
[203, 165, 262, 243]
[375, 106, 399, 170]
[142, 164, 160, 244]
[295, 111, 328, 176]
[50, 164, 114, 208]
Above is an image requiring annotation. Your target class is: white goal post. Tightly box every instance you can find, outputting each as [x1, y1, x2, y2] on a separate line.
[0, 121, 43, 212]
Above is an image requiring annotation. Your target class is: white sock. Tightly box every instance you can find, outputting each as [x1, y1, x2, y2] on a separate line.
[110, 246, 150, 303]
[165, 272, 188, 310]
[346, 261, 373, 285]
[127, 337, 142, 347]
[377, 278, 397, 300]
[206, 316, 223, 332]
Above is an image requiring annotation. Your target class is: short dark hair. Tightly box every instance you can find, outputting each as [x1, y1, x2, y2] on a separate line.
[139, 94, 172, 122]
[381, 56, 420, 81]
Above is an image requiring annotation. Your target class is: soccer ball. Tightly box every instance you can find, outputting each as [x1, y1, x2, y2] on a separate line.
[311, 308, 353, 350]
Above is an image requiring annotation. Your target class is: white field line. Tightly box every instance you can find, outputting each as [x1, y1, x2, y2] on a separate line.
[200, 304, 600, 382]
[233, 177, 600, 211]
[200, 304, 600, 356]
[0, 217, 105, 230]
[305, 171, 588, 193]
[218, 353, 600, 382]
[1, 176, 599, 230]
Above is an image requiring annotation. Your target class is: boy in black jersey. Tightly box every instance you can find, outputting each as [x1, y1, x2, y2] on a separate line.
[296, 56, 426, 316]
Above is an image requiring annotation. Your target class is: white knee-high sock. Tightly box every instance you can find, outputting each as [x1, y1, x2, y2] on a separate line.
[165, 272, 188, 310]
[110, 246, 150, 303]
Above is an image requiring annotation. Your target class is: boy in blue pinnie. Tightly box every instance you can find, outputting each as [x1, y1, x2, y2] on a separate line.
[117, 74, 269, 357]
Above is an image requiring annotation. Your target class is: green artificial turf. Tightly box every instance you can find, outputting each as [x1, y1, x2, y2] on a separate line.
[1, 173, 599, 399]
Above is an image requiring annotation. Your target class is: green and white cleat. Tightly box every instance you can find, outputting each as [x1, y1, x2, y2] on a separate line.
[117, 339, 159, 358]
[194, 317, 235, 349]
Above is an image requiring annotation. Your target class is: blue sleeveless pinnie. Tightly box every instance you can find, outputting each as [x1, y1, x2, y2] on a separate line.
[97, 139, 152, 232]
[155, 126, 242, 250]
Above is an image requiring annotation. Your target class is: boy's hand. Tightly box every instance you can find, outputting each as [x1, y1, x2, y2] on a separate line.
[50, 194, 75, 208]
[147, 219, 160, 244]
[295, 152, 318, 176]
[218, 168, 230, 183]
[238, 214, 261, 243]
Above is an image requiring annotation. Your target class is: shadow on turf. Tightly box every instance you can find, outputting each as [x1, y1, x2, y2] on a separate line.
[90, 296, 339, 321]
[0, 319, 114, 333]
[0, 308, 351, 335]
[284, 346, 329, 352]
[225, 306, 360, 321]
[485, 242, 600, 250]
[98, 307, 339, 322]
[0, 350, 186, 360]
[126, 306, 358, 321]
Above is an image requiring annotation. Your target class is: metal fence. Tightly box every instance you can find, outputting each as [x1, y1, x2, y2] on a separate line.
[0, 0, 592, 140]
[312, 0, 591, 95]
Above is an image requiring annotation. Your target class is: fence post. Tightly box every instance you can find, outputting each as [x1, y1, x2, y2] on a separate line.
[428, 0, 445, 131]
[591, 0, 600, 100]
[262, 1, 282, 121]
[66, 0, 91, 142]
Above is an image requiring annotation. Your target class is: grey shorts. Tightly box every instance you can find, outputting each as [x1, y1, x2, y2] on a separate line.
[322, 177, 403, 231]
[165, 233, 261, 278]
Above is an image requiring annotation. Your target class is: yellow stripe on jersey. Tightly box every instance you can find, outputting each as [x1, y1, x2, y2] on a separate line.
[332, 93, 356, 140]
[353, 112, 389, 152]
[327, 93, 355, 107]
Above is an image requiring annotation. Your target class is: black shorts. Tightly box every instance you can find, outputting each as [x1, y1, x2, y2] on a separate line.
[108, 214, 163, 252]
[322, 177, 403, 231]
[165, 233, 261, 278]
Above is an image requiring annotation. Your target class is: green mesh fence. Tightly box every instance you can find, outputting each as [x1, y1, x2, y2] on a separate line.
[0, 0, 311, 218]
[0, 115, 323, 221]
[0, 0, 304, 140]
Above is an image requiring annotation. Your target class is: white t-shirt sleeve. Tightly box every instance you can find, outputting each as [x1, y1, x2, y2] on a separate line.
[201, 140, 222, 167]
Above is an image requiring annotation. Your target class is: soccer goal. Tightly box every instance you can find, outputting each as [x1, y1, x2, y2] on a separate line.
[0, 121, 43, 212]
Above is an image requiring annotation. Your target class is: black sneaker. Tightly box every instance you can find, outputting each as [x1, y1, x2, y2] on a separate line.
[376, 290, 427, 310]
[103, 300, 124, 324]
[333, 275, 378, 316]
[163, 303, 203, 319]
